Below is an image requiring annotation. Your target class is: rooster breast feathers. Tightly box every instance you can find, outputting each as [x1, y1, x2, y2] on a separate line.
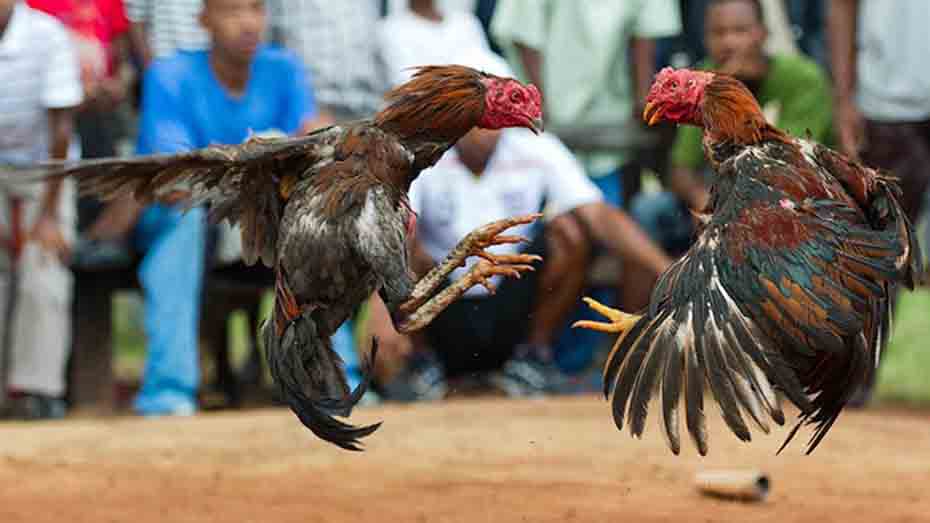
[603, 137, 921, 455]
[21, 124, 359, 267]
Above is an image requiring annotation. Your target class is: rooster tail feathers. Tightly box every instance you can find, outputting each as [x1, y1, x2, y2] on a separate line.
[262, 314, 381, 451]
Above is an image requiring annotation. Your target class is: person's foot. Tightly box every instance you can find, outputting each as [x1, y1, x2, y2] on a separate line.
[489, 344, 567, 397]
[379, 351, 448, 402]
[2, 392, 67, 420]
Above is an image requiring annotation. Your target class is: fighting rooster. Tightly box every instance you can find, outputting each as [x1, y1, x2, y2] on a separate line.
[576, 67, 921, 455]
[18, 65, 544, 450]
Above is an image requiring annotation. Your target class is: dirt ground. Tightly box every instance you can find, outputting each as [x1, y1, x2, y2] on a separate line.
[0, 396, 928, 523]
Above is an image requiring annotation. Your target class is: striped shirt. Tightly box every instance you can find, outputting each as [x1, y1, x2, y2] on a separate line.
[267, 0, 388, 120]
[0, 3, 83, 168]
[124, 0, 208, 59]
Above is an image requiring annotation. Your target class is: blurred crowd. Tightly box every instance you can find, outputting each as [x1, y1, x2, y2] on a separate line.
[0, 0, 927, 420]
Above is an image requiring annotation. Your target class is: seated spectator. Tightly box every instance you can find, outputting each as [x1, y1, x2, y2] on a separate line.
[377, 0, 492, 87]
[85, 0, 318, 416]
[365, 48, 671, 400]
[0, 0, 82, 419]
[632, 0, 833, 258]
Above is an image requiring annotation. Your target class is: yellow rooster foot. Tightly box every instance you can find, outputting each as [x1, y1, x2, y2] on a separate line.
[572, 297, 640, 334]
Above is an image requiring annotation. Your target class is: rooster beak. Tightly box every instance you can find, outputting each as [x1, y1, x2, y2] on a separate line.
[643, 101, 663, 126]
[528, 116, 544, 135]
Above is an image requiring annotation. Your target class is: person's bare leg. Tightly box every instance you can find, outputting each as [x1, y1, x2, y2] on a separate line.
[619, 257, 658, 312]
[524, 219, 591, 349]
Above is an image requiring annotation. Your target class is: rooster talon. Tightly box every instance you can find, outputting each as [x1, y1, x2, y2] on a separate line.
[581, 296, 626, 322]
[572, 320, 626, 334]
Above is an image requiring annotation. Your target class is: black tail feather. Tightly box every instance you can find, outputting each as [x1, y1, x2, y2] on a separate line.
[263, 316, 382, 451]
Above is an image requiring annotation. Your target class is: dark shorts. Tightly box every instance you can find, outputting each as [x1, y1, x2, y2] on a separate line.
[862, 119, 930, 222]
[424, 233, 547, 377]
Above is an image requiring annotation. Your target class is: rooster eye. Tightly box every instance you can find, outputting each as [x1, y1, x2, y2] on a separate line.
[510, 91, 524, 103]
[667, 80, 678, 90]
[687, 79, 695, 87]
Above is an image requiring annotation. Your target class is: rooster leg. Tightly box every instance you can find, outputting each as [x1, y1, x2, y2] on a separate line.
[396, 260, 536, 333]
[572, 297, 640, 334]
[397, 213, 542, 317]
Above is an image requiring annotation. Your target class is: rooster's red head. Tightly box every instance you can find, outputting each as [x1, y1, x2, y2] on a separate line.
[478, 77, 543, 134]
[377, 65, 544, 139]
[643, 67, 715, 126]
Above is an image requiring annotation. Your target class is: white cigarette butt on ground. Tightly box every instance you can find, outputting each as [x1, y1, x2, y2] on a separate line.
[695, 469, 771, 502]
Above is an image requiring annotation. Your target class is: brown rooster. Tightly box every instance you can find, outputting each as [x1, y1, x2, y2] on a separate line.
[16, 65, 545, 450]
[576, 67, 922, 455]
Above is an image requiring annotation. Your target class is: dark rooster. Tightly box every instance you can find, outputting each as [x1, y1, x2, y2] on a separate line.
[576, 67, 922, 455]
[17, 65, 545, 450]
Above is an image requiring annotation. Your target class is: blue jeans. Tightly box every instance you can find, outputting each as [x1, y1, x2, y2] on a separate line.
[132, 205, 206, 415]
[331, 320, 363, 390]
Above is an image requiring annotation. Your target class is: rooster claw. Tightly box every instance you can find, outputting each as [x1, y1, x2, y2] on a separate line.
[573, 297, 641, 334]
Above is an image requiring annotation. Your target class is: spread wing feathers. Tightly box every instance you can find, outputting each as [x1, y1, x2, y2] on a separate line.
[13, 125, 347, 266]
[603, 170, 908, 456]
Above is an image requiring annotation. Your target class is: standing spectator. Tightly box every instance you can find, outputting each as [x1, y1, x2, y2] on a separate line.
[267, 0, 387, 123]
[124, 0, 208, 66]
[491, 0, 681, 202]
[829, 0, 930, 405]
[0, 0, 82, 418]
[87, 0, 319, 416]
[26, 0, 136, 268]
[27, 0, 133, 158]
[633, 0, 834, 258]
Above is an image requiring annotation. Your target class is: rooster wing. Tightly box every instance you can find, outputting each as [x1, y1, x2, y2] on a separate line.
[604, 140, 917, 455]
[13, 125, 349, 267]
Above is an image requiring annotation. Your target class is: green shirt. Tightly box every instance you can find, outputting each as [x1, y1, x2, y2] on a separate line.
[491, 0, 682, 174]
[670, 53, 834, 171]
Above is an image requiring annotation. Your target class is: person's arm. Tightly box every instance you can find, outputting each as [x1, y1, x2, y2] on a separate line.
[32, 19, 83, 259]
[128, 21, 153, 67]
[123, 0, 153, 67]
[630, 37, 656, 117]
[514, 42, 544, 99]
[31, 107, 75, 258]
[489, 0, 548, 95]
[827, 0, 864, 158]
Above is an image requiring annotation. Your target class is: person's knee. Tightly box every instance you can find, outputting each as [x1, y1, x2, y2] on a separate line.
[541, 213, 591, 287]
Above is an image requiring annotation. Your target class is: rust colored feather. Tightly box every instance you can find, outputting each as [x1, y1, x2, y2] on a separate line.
[703, 75, 792, 146]
[375, 65, 488, 141]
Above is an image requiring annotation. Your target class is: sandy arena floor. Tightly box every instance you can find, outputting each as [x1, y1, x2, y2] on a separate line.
[0, 396, 928, 522]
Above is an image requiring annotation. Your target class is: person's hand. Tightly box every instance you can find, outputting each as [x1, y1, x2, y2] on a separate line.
[29, 213, 70, 261]
[96, 76, 129, 108]
[85, 198, 143, 241]
[835, 98, 866, 161]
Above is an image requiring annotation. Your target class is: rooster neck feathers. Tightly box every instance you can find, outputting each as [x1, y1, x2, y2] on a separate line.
[375, 65, 489, 171]
[701, 75, 791, 150]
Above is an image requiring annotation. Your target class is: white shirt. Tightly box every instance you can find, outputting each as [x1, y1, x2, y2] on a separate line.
[377, 8, 491, 87]
[409, 129, 603, 297]
[856, 0, 930, 121]
[0, 3, 83, 168]
[124, 0, 210, 59]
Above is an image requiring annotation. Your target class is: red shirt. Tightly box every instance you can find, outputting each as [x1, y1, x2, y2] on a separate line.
[27, 0, 129, 76]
